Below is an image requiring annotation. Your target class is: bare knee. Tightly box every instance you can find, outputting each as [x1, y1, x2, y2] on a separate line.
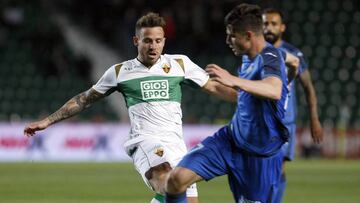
[166, 167, 200, 194]
[146, 162, 172, 194]
[167, 168, 187, 193]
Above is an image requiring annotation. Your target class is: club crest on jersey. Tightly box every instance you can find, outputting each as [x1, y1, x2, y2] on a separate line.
[155, 148, 164, 157]
[162, 63, 171, 73]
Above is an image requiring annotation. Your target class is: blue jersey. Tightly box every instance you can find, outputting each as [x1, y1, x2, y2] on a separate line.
[230, 43, 289, 156]
[279, 41, 308, 124]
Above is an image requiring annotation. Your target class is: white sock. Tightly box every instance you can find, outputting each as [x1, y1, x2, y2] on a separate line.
[150, 193, 164, 203]
[150, 198, 161, 203]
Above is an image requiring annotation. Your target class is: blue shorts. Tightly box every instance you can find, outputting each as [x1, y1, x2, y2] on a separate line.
[178, 126, 283, 203]
[282, 123, 296, 161]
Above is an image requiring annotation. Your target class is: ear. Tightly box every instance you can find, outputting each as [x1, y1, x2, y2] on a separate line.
[281, 24, 286, 33]
[133, 36, 139, 46]
[245, 31, 252, 40]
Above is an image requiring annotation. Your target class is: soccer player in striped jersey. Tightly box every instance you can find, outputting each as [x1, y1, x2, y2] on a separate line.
[165, 4, 290, 203]
[24, 12, 236, 203]
[262, 8, 324, 203]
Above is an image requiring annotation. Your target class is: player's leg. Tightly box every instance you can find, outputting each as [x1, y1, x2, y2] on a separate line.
[165, 167, 203, 203]
[146, 162, 174, 193]
[236, 150, 283, 203]
[147, 164, 198, 203]
[165, 126, 232, 203]
[274, 123, 296, 203]
[131, 140, 173, 203]
[151, 193, 165, 203]
[131, 139, 198, 203]
[274, 161, 287, 203]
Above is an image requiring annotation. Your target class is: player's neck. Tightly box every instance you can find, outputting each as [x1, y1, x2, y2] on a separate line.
[273, 39, 282, 48]
[136, 56, 157, 68]
[248, 36, 266, 59]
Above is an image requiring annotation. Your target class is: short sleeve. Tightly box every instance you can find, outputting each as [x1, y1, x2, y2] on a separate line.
[92, 65, 118, 95]
[296, 51, 308, 75]
[175, 55, 209, 88]
[279, 49, 287, 61]
[261, 49, 282, 79]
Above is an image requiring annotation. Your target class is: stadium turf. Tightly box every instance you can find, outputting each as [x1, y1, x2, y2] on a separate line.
[0, 160, 359, 203]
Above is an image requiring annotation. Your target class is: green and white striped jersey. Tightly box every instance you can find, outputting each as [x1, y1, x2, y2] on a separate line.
[92, 54, 209, 147]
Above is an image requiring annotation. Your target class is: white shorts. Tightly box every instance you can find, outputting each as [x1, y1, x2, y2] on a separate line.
[128, 138, 198, 197]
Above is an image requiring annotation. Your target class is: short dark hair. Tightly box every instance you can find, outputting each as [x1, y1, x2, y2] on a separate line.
[263, 8, 285, 23]
[224, 3, 263, 34]
[135, 12, 166, 35]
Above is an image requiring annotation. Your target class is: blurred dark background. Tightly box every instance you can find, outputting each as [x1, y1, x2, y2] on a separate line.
[0, 0, 359, 130]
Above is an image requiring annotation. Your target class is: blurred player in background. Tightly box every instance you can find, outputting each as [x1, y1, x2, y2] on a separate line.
[165, 4, 290, 203]
[24, 12, 236, 203]
[262, 8, 324, 203]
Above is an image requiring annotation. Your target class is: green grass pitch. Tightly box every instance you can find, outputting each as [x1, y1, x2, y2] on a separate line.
[0, 159, 359, 203]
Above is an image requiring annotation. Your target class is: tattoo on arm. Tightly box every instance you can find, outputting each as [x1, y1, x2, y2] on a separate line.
[47, 89, 104, 125]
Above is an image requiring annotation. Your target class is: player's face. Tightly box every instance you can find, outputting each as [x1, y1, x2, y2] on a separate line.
[134, 26, 165, 66]
[262, 13, 285, 44]
[226, 25, 251, 56]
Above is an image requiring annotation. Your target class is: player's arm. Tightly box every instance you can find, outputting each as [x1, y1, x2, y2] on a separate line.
[202, 79, 238, 102]
[206, 64, 282, 100]
[177, 55, 237, 102]
[284, 52, 299, 83]
[24, 88, 105, 137]
[24, 64, 119, 137]
[299, 69, 323, 143]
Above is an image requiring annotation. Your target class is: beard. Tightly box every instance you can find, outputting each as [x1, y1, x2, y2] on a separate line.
[264, 32, 280, 44]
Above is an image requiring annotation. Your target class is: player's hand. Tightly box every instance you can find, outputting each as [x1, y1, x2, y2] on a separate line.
[310, 120, 323, 144]
[24, 119, 50, 137]
[206, 64, 236, 87]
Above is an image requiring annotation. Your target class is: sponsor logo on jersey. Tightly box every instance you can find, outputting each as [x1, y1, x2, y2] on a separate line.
[155, 147, 164, 157]
[141, 80, 169, 100]
[245, 65, 254, 74]
[162, 63, 171, 73]
[265, 52, 277, 58]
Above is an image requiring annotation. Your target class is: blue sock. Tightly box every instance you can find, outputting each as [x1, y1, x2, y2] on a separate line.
[274, 173, 287, 203]
[165, 192, 187, 203]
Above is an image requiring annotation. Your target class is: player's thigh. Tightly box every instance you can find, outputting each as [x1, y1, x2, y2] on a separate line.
[229, 150, 283, 203]
[177, 126, 232, 181]
[132, 139, 187, 189]
[169, 166, 203, 186]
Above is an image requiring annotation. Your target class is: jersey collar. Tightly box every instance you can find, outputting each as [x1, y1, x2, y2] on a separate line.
[134, 56, 163, 69]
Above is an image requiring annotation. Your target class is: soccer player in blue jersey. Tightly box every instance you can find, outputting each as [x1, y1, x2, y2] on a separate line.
[262, 8, 324, 203]
[165, 4, 290, 203]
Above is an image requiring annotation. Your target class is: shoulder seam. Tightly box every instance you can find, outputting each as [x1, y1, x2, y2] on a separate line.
[174, 59, 185, 73]
[114, 63, 123, 78]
